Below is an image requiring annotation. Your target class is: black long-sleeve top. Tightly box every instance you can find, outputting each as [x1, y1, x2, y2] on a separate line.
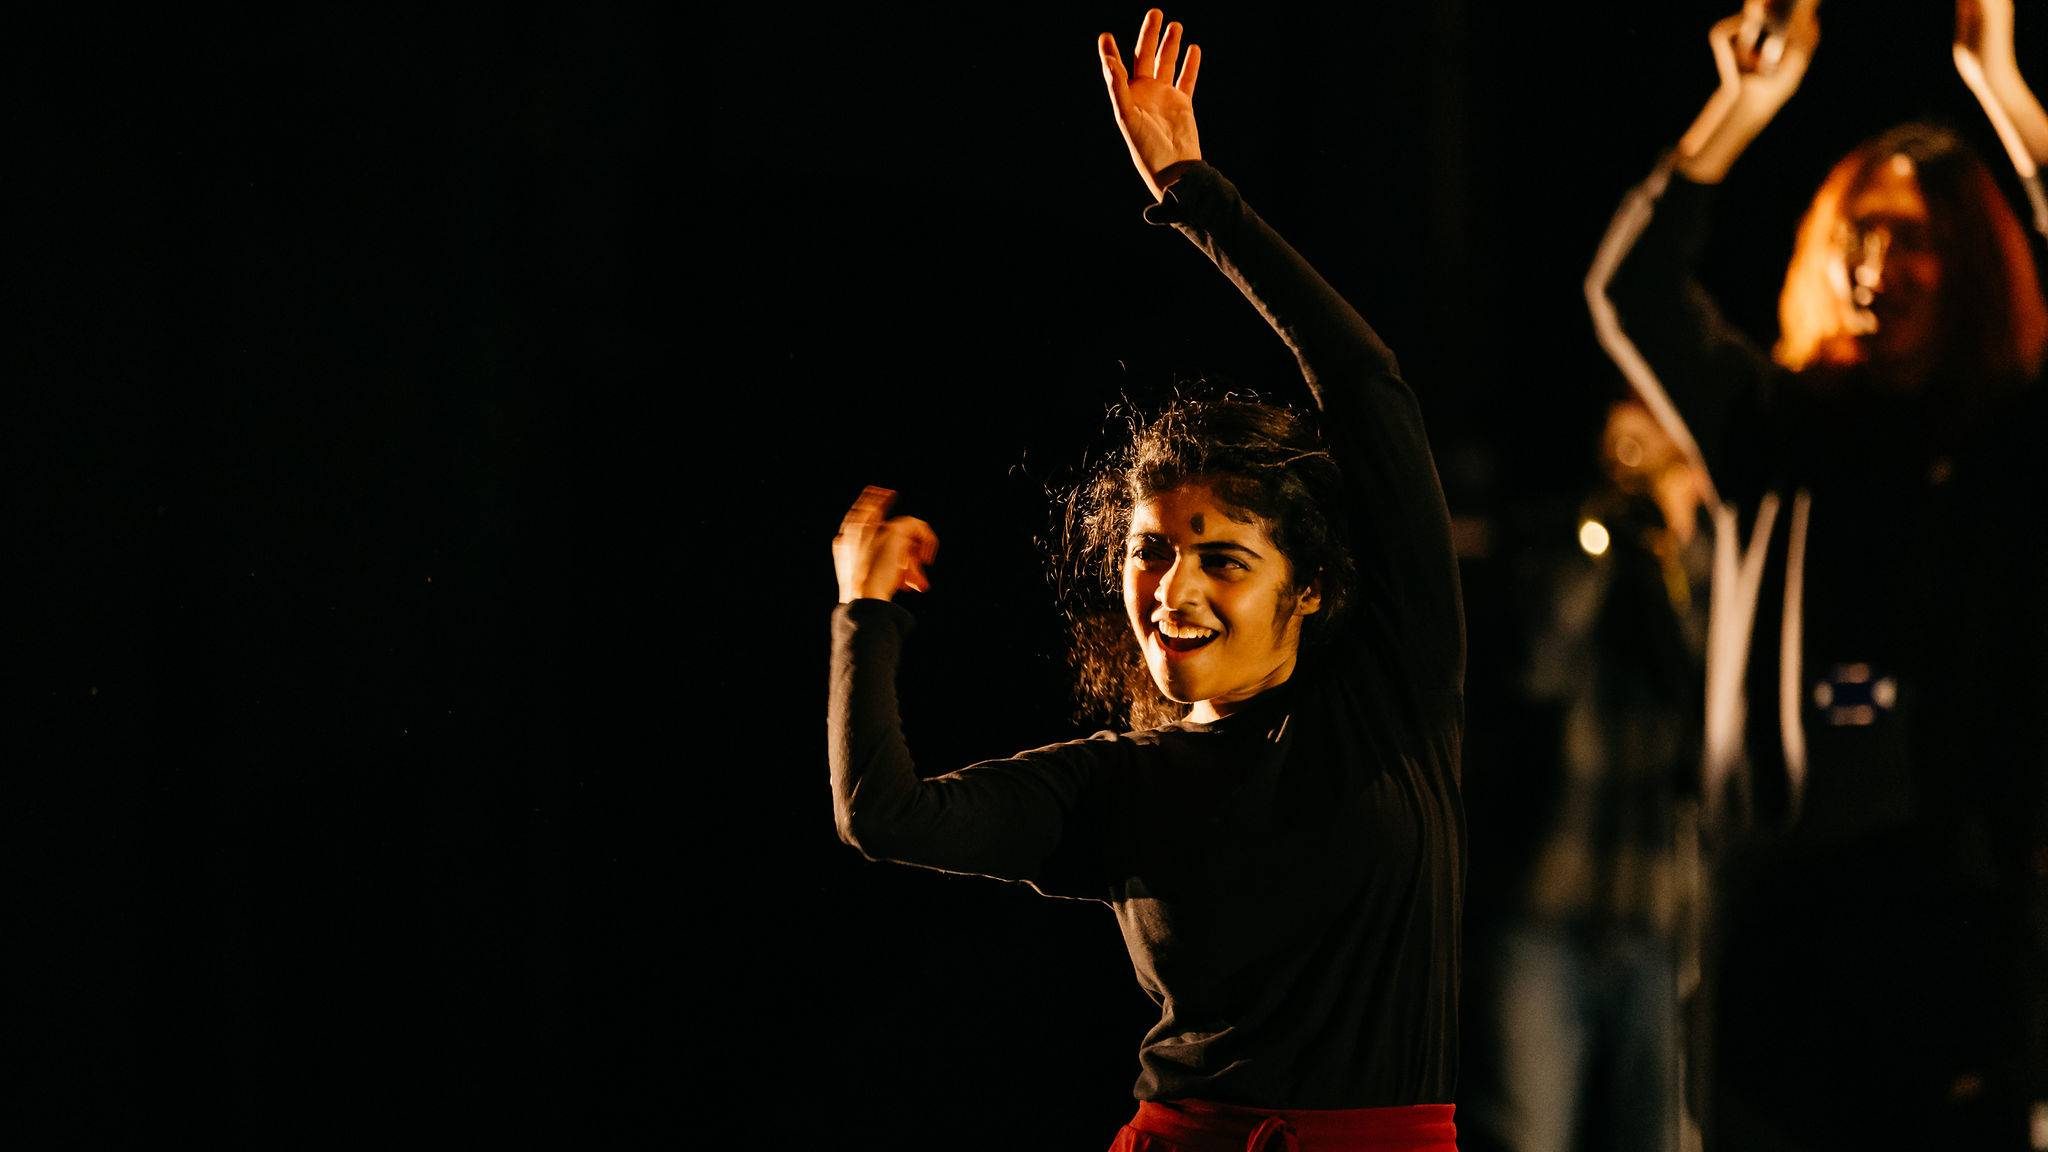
[829, 163, 1466, 1108]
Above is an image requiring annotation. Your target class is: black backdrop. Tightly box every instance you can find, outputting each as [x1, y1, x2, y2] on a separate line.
[22, 3, 2039, 1146]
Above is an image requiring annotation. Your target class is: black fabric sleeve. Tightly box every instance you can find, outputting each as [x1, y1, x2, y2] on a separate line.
[1142, 163, 1465, 697]
[827, 599, 1108, 892]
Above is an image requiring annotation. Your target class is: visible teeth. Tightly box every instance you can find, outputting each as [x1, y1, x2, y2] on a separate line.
[1158, 620, 1218, 640]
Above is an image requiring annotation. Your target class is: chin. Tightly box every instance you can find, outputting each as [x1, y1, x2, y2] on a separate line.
[1148, 668, 1205, 708]
[1151, 672, 1197, 704]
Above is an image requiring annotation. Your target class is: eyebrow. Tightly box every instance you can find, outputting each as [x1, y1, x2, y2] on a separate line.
[1129, 532, 1264, 558]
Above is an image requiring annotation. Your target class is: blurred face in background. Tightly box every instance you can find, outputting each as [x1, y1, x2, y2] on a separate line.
[1831, 155, 1947, 383]
[1603, 401, 1708, 543]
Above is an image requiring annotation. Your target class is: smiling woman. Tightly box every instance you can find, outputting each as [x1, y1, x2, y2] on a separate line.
[1073, 399, 1343, 721]
[1115, 472, 1325, 723]
[1125, 480, 1321, 721]
[826, 9, 1466, 1150]
[1052, 391, 1358, 731]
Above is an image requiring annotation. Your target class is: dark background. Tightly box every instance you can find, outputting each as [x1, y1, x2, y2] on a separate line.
[22, 2, 2040, 1145]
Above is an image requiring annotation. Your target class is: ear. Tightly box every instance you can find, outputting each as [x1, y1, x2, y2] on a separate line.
[1294, 575, 1323, 618]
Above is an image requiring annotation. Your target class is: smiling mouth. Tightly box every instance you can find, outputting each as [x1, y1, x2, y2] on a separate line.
[1155, 621, 1219, 654]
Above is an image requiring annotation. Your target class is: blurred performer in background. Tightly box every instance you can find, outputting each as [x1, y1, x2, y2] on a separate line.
[1585, 1, 2048, 1147]
[1466, 400, 1710, 1152]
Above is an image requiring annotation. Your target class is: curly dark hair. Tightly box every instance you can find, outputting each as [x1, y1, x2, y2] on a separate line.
[1048, 388, 1358, 730]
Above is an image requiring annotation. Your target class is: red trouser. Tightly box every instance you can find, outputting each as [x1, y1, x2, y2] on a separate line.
[1109, 1099, 1457, 1152]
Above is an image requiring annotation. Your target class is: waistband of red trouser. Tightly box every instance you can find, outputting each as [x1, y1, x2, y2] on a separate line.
[1128, 1099, 1457, 1151]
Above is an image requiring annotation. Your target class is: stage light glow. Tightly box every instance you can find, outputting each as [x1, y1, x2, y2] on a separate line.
[1578, 519, 1610, 557]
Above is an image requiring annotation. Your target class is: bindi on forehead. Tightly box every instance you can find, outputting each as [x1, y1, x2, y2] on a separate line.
[1190, 513, 1205, 534]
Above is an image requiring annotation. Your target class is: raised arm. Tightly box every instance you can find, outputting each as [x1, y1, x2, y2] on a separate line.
[1585, 2, 1816, 495]
[1955, 0, 2048, 230]
[1100, 10, 1463, 694]
[1956, 4, 2048, 1113]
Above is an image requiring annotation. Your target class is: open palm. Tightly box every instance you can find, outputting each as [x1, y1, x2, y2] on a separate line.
[1099, 8, 1203, 201]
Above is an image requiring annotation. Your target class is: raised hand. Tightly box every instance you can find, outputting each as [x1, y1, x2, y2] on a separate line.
[1099, 8, 1203, 202]
[1678, 0, 1822, 183]
[834, 486, 939, 604]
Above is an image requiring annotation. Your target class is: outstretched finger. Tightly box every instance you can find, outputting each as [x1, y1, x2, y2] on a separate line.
[1158, 20, 1183, 82]
[1134, 8, 1163, 79]
[1099, 31, 1128, 97]
[1177, 42, 1201, 97]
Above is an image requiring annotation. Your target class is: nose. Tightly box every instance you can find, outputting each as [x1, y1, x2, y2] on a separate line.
[1155, 553, 1200, 611]
[1851, 227, 1892, 307]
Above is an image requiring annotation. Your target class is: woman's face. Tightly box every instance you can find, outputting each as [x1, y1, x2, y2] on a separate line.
[1122, 481, 1319, 723]
[1833, 155, 1946, 376]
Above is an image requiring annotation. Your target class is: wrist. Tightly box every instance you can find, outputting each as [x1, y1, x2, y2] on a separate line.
[1678, 96, 1774, 185]
[1677, 129, 1753, 184]
[1154, 157, 1206, 195]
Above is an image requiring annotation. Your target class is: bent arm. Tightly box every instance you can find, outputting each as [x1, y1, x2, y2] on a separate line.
[829, 600, 1101, 887]
[1586, 161, 1776, 500]
[1589, 4, 1817, 492]
[1956, 0, 2048, 232]
[1144, 163, 1463, 694]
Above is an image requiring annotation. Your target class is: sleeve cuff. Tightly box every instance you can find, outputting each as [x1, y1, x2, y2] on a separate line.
[1659, 168, 1718, 213]
[837, 597, 915, 632]
[1141, 161, 1229, 226]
